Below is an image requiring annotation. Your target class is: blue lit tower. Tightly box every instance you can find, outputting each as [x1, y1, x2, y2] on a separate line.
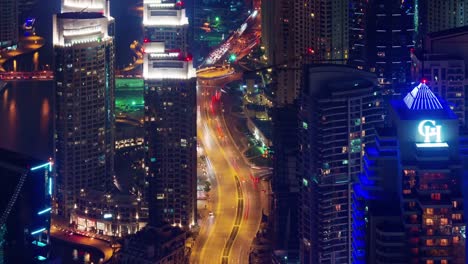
[0, 148, 53, 263]
[53, 11, 115, 217]
[142, 0, 197, 228]
[354, 82, 467, 263]
[299, 65, 384, 263]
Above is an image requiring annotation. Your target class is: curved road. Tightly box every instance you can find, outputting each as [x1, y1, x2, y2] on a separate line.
[191, 81, 264, 264]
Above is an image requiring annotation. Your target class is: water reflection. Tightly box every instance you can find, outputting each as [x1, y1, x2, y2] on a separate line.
[51, 238, 104, 263]
[0, 81, 53, 159]
[2, 88, 7, 111]
[7, 98, 17, 137]
[40, 97, 50, 134]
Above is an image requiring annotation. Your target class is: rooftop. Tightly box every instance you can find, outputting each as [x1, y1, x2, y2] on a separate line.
[127, 225, 184, 245]
[403, 82, 443, 111]
[57, 12, 105, 19]
[427, 25, 468, 39]
[391, 83, 457, 120]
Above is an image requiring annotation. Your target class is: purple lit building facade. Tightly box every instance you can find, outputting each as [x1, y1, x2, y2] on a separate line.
[354, 83, 467, 263]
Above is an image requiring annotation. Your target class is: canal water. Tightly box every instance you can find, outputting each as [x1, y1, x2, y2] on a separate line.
[51, 237, 104, 263]
[8, 0, 144, 71]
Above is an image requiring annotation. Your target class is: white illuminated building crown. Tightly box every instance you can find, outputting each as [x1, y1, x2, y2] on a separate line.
[53, 13, 110, 47]
[143, 42, 195, 80]
[143, 0, 189, 26]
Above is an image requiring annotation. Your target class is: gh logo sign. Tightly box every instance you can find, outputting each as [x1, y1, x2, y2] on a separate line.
[418, 120, 442, 143]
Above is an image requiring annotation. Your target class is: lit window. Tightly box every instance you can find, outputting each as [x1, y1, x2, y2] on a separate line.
[426, 239, 434, 246]
[426, 260, 434, 264]
[427, 229, 433, 235]
[431, 193, 441, 200]
[440, 239, 448, 246]
[453, 201, 458, 208]
[426, 208, 434, 215]
[456, 92, 462, 97]
[426, 219, 434, 226]
[453, 236, 460, 244]
[440, 218, 448, 225]
[403, 189, 411, 194]
[452, 213, 462, 220]
[335, 204, 341, 211]
[441, 260, 448, 264]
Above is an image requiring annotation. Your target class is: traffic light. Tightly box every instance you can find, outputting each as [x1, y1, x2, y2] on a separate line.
[229, 54, 236, 62]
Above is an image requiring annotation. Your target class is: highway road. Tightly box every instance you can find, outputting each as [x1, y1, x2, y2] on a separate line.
[202, 5, 261, 67]
[191, 80, 265, 264]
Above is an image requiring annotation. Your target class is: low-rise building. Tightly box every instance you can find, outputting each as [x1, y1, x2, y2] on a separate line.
[116, 225, 187, 264]
[70, 190, 147, 237]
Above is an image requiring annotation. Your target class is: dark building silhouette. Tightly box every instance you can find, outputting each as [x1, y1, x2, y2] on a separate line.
[0, 148, 53, 263]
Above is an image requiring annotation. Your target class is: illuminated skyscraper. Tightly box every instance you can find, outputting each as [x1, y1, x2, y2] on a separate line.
[61, 0, 108, 13]
[416, 0, 468, 47]
[350, 0, 415, 89]
[142, 0, 197, 229]
[143, 0, 188, 51]
[0, 0, 18, 49]
[262, 0, 348, 106]
[61, 0, 115, 36]
[354, 83, 466, 263]
[299, 65, 384, 264]
[53, 11, 115, 217]
[263, 1, 349, 260]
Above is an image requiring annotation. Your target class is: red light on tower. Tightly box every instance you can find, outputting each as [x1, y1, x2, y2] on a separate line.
[307, 48, 315, 54]
[185, 53, 193, 62]
[143, 38, 149, 43]
[422, 79, 427, 84]
[175, 1, 183, 7]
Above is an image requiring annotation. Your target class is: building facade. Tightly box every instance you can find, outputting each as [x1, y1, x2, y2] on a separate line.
[354, 83, 466, 263]
[53, 12, 115, 217]
[143, 42, 196, 227]
[143, 0, 188, 51]
[70, 190, 147, 237]
[264, 0, 349, 260]
[350, 0, 415, 90]
[299, 65, 384, 264]
[116, 225, 187, 264]
[416, 0, 468, 46]
[0, 149, 53, 263]
[0, 0, 18, 49]
[262, 0, 348, 106]
[411, 54, 467, 126]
